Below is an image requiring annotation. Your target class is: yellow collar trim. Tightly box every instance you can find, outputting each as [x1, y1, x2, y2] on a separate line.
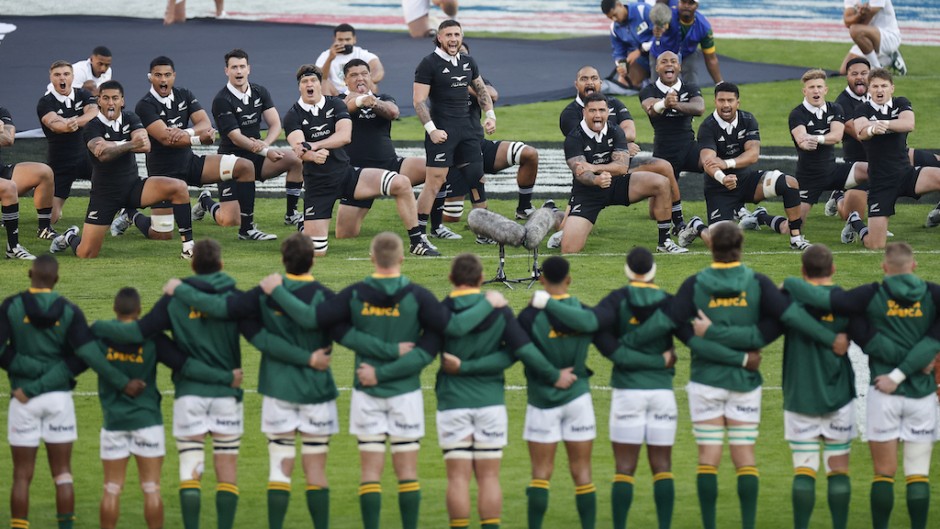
[450, 288, 481, 298]
[28, 288, 53, 293]
[629, 281, 659, 289]
[286, 273, 314, 282]
[711, 261, 742, 269]
[551, 294, 571, 300]
[371, 273, 401, 279]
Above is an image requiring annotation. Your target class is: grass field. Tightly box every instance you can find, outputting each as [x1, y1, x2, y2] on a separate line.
[1, 34, 940, 529]
[1, 195, 939, 529]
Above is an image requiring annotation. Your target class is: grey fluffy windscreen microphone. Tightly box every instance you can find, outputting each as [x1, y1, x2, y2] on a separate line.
[522, 207, 557, 250]
[467, 209, 526, 247]
[650, 3, 671, 46]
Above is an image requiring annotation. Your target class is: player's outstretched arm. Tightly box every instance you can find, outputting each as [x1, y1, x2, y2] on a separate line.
[540, 296, 600, 333]
[154, 333, 235, 385]
[332, 323, 401, 361]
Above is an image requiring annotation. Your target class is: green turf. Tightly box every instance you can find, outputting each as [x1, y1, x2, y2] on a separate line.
[1, 196, 939, 528]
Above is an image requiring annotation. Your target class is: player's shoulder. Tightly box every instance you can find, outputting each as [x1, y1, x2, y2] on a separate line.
[250, 83, 271, 97]
[737, 109, 758, 123]
[638, 83, 659, 99]
[893, 96, 912, 108]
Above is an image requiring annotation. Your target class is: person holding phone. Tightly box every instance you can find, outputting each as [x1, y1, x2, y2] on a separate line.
[315, 23, 385, 96]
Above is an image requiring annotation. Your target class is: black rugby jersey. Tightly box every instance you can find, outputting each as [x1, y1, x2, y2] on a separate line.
[212, 83, 275, 157]
[37, 88, 96, 165]
[346, 93, 397, 166]
[283, 96, 351, 176]
[788, 101, 844, 180]
[136, 87, 204, 176]
[563, 121, 629, 194]
[639, 79, 701, 159]
[83, 111, 144, 191]
[559, 95, 633, 138]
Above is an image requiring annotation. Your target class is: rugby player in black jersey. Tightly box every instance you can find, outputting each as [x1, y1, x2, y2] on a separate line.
[50, 81, 195, 259]
[284, 65, 436, 257]
[561, 93, 684, 254]
[37, 60, 98, 225]
[677, 82, 810, 251]
[843, 68, 940, 249]
[210, 49, 303, 241]
[334, 59, 427, 240]
[413, 20, 495, 250]
[109, 56, 255, 240]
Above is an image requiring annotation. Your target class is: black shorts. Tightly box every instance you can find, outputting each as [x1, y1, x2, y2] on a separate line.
[341, 158, 403, 209]
[868, 166, 921, 218]
[567, 174, 632, 224]
[85, 179, 146, 226]
[657, 142, 701, 176]
[797, 162, 857, 204]
[703, 169, 763, 223]
[482, 139, 502, 174]
[50, 156, 93, 199]
[304, 167, 361, 221]
[424, 124, 483, 168]
[166, 154, 207, 187]
[0, 163, 13, 180]
[912, 149, 939, 168]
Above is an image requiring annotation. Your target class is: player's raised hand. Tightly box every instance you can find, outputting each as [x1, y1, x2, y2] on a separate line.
[259, 273, 283, 294]
[485, 290, 507, 308]
[163, 278, 182, 296]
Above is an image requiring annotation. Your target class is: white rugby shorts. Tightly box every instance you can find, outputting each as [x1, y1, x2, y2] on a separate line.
[436, 405, 508, 448]
[609, 389, 678, 446]
[349, 389, 424, 439]
[687, 381, 762, 424]
[784, 401, 856, 442]
[100, 425, 166, 460]
[524, 393, 596, 443]
[866, 389, 937, 443]
[8, 391, 77, 447]
[173, 396, 244, 437]
[261, 396, 339, 435]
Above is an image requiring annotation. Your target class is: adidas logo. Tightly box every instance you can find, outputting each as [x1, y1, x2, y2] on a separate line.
[236, 107, 243, 112]
[807, 120, 814, 126]
[442, 67, 450, 73]
[302, 119, 309, 125]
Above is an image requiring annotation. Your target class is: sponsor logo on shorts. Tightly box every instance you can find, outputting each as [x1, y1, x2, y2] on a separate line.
[394, 420, 420, 431]
[793, 424, 817, 434]
[133, 439, 161, 449]
[480, 428, 505, 438]
[11, 425, 39, 434]
[735, 405, 759, 414]
[909, 428, 935, 436]
[829, 423, 852, 432]
[357, 420, 379, 429]
[48, 423, 76, 433]
[265, 418, 288, 427]
[214, 418, 241, 427]
[570, 424, 595, 433]
[614, 413, 638, 420]
[654, 413, 677, 422]
[308, 419, 335, 428]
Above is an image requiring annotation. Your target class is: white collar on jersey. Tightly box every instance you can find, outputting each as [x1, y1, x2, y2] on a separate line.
[575, 95, 585, 107]
[49, 86, 76, 108]
[298, 96, 326, 116]
[580, 119, 608, 142]
[802, 99, 825, 119]
[97, 112, 123, 132]
[869, 98, 894, 115]
[843, 86, 869, 102]
[434, 47, 460, 66]
[149, 87, 175, 109]
[712, 110, 738, 135]
[655, 77, 682, 95]
[227, 82, 252, 105]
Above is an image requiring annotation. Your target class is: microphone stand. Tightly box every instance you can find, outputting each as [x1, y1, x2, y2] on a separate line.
[482, 243, 543, 290]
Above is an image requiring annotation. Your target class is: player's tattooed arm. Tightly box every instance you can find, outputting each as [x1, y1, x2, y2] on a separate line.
[567, 155, 598, 186]
[372, 97, 400, 121]
[412, 83, 432, 126]
[471, 77, 493, 111]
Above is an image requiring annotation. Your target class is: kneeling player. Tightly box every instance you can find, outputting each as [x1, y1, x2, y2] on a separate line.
[49, 81, 196, 259]
[335, 59, 428, 239]
[843, 69, 940, 249]
[111, 56, 255, 238]
[91, 287, 236, 529]
[0, 178, 35, 259]
[2, 105, 57, 241]
[284, 64, 436, 257]
[788, 70, 869, 227]
[679, 83, 810, 251]
[561, 94, 685, 254]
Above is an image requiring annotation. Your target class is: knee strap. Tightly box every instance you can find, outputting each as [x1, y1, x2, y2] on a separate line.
[151, 213, 175, 233]
[470, 183, 487, 205]
[267, 433, 295, 484]
[301, 435, 330, 455]
[140, 481, 160, 495]
[506, 142, 527, 166]
[693, 425, 725, 446]
[472, 442, 504, 460]
[177, 439, 206, 481]
[357, 434, 387, 453]
[213, 434, 241, 455]
[761, 170, 785, 199]
[103, 482, 122, 496]
[903, 442, 933, 476]
[219, 154, 238, 182]
[389, 436, 421, 454]
[443, 199, 464, 219]
[311, 236, 328, 254]
[823, 441, 851, 474]
[845, 163, 861, 189]
[789, 441, 820, 472]
[54, 472, 73, 486]
[728, 425, 759, 446]
[441, 439, 473, 460]
[380, 171, 399, 197]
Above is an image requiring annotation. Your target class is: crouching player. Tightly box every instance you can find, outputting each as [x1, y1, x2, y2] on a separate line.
[91, 287, 240, 529]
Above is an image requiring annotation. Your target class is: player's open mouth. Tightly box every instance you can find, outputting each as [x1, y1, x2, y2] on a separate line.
[159, 84, 169, 93]
[306, 88, 316, 97]
[58, 82, 67, 90]
[584, 86, 596, 95]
